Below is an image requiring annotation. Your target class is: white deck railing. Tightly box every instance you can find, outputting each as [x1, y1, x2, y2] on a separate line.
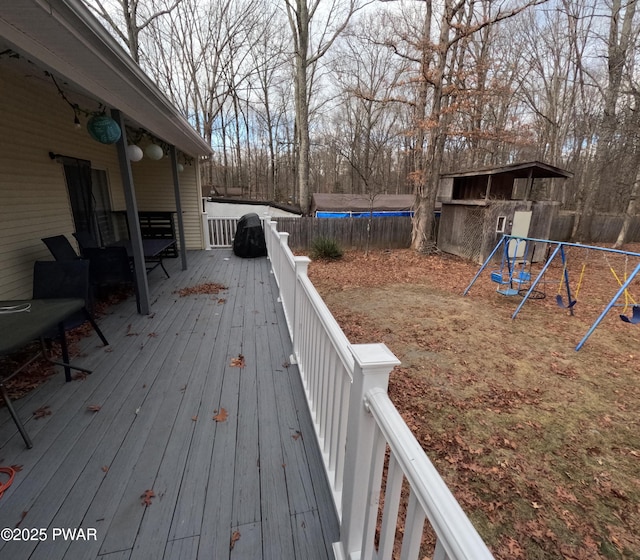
[202, 216, 239, 248]
[264, 220, 494, 560]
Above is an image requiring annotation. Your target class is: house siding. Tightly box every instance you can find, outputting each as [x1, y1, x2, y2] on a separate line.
[0, 60, 205, 299]
[131, 159, 204, 251]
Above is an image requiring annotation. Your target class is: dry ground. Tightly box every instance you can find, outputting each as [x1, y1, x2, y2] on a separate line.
[308, 246, 640, 560]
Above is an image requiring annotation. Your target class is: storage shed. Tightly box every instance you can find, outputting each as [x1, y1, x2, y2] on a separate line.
[437, 161, 573, 263]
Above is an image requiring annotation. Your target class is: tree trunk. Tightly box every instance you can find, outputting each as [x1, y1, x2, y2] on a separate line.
[614, 168, 640, 248]
[576, 0, 637, 240]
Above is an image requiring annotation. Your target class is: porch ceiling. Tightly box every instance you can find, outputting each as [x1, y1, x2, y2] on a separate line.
[0, 0, 211, 158]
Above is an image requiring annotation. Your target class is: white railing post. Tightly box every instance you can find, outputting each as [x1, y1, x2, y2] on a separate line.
[334, 343, 400, 560]
[290, 256, 311, 362]
[201, 211, 211, 250]
[266, 219, 277, 259]
[276, 232, 289, 289]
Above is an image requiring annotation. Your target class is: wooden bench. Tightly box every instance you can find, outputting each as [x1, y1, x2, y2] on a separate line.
[114, 211, 178, 258]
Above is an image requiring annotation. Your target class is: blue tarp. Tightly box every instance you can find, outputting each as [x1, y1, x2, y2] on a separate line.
[316, 211, 415, 218]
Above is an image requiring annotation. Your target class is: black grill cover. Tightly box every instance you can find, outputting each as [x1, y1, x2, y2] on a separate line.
[233, 213, 267, 258]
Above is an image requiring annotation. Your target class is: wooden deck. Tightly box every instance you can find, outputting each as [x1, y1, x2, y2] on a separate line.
[0, 249, 338, 560]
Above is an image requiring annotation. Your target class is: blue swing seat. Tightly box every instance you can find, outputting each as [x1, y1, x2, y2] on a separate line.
[556, 294, 577, 309]
[490, 271, 509, 284]
[620, 305, 640, 324]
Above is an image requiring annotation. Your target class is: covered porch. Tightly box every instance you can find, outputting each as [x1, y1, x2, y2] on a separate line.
[0, 249, 338, 559]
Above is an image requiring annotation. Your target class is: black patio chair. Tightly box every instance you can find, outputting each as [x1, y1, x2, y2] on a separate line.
[33, 260, 109, 349]
[72, 231, 100, 257]
[82, 246, 133, 292]
[41, 235, 80, 261]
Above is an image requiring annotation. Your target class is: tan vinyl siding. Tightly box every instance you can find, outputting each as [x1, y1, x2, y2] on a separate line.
[1, 59, 206, 300]
[131, 159, 205, 250]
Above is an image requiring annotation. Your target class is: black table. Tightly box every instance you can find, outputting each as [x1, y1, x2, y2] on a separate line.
[0, 299, 89, 448]
[110, 238, 176, 278]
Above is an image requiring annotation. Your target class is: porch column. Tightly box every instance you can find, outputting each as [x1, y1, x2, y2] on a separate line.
[169, 145, 187, 270]
[112, 109, 150, 315]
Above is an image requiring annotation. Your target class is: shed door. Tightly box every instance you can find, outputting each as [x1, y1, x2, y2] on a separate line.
[508, 211, 532, 258]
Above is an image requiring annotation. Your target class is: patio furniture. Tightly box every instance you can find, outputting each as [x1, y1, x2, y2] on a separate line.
[32, 260, 109, 349]
[82, 246, 133, 292]
[41, 235, 80, 261]
[0, 298, 88, 448]
[72, 230, 100, 256]
[114, 211, 179, 258]
[110, 238, 177, 278]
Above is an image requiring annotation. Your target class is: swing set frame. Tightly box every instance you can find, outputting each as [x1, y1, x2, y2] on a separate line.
[463, 235, 640, 350]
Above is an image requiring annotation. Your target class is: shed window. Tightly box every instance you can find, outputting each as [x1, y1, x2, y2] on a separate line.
[496, 216, 506, 233]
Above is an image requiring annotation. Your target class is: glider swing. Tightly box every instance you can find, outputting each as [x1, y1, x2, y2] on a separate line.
[489, 237, 531, 296]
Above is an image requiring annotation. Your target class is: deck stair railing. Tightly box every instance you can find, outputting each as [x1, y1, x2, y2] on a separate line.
[264, 220, 494, 560]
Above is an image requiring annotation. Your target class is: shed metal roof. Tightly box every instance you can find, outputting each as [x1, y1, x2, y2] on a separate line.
[311, 193, 414, 212]
[441, 161, 573, 180]
[0, 0, 211, 157]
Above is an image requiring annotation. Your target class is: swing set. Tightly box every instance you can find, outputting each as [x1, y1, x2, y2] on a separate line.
[463, 235, 640, 350]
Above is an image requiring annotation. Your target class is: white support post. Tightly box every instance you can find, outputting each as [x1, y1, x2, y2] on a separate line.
[334, 343, 400, 560]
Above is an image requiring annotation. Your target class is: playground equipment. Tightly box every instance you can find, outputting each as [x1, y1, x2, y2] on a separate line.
[489, 237, 532, 296]
[555, 248, 588, 309]
[601, 251, 639, 318]
[464, 235, 640, 350]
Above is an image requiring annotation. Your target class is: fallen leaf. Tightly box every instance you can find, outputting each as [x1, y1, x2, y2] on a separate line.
[230, 354, 245, 368]
[213, 408, 228, 422]
[15, 510, 28, 528]
[141, 489, 155, 506]
[531, 501, 543, 509]
[72, 372, 88, 381]
[230, 530, 241, 550]
[101, 466, 109, 473]
[191, 415, 198, 422]
[292, 430, 302, 440]
[175, 283, 227, 297]
[10, 464, 23, 472]
[32, 405, 51, 419]
[87, 404, 102, 412]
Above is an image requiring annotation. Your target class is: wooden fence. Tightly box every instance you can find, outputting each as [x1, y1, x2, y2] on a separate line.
[550, 211, 640, 243]
[205, 211, 640, 254]
[272, 216, 415, 250]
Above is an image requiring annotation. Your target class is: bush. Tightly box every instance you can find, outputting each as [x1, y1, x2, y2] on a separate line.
[310, 236, 343, 260]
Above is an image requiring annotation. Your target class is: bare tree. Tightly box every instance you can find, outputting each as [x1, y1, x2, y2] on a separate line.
[248, 9, 292, 201]
[379, 0, 547, 252]
[327, 15, 407, 197]
[83, 0, 182, 63]
[283, 0, 367, 214]
[573, 0, 640, 240]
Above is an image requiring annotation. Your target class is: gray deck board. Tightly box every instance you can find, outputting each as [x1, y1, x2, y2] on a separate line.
[0, 249, 337, 560]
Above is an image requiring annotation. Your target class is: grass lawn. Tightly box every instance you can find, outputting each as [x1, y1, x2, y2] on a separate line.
[308, 247, 640, 560]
